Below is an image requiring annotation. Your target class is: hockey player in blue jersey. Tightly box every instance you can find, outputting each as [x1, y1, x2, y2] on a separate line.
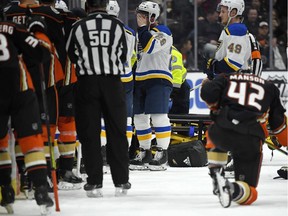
[129, 1, 173, 171]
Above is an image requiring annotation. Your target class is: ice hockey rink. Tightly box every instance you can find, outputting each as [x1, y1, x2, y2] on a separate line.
[1, 145, 287, 216]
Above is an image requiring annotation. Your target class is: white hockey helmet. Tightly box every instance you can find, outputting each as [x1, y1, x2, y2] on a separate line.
[218, 0, 245, 16]
[136, 1, 160, 24]
[55, 0, 68, 10]
[106, 0, 120, 17]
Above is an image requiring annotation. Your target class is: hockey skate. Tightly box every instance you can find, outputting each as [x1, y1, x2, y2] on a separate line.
[129, 148, 152, 171]
[0, 185, 15, 214]
[209, 167, 232, 208]
[20, 172, 33, 199]
[34, 185, 54, 215]
[115, 182, 131, 197]
[149, 147, 168, 171]
[224, 159, 235, 179]
[84, 184, 103, 198]
[58, 170, 83, 190]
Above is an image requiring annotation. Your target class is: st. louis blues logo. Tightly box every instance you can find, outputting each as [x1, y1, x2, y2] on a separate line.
[267, 75, 288, 107]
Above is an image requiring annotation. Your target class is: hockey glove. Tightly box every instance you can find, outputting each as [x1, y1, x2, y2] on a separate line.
[206, 58, 217, 72]
[202, 58, 216, 80]
[277, 166, 288, 179]
[26, 16, 47, 34]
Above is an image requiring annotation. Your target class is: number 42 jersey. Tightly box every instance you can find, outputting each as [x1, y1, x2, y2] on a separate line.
[200, 73, 287, 144]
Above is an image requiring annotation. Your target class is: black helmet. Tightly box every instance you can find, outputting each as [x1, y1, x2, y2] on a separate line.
[0, 0, 11, 9]
[0, 0, 11, 21]
[86, 0, 108, 8]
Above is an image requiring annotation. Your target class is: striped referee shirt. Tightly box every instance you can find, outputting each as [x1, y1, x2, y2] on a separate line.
[66, 10, 127, 76]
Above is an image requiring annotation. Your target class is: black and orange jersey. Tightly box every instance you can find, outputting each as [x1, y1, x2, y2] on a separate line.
[55, 7, 78, 86]
[56, 7, 79, 40]
[0, 20, 51, 91]
[200, 73, 286, 135]
[5, 3, 66, 71]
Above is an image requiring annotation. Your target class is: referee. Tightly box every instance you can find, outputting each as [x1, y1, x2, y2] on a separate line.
[66, 0, 130, 197]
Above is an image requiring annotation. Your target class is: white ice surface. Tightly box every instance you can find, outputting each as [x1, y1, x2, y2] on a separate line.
[1, 145, 287, 216]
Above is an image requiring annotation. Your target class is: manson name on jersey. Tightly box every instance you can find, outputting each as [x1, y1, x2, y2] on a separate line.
[230, 74, 265, 84]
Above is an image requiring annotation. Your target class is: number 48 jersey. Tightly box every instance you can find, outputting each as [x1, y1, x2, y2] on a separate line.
[214, 23, 251, 71]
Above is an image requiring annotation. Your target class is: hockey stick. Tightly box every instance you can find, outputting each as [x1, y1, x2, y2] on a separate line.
[264, 137, 288, 156]
[190, 83, 202, 92]
[39, 63, 60, 211]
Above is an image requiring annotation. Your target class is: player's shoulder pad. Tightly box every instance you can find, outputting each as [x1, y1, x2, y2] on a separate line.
[225, 23, 247, 36]
[125, 25, 136, 36]
[152, 25, 172, 36]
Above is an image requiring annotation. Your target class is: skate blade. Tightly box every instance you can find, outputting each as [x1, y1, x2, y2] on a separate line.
[58, 182, 82, 190]
[115, 188, 128, 197]
[129, 164, 150, 171]
[39, 205, 52, 216]
[149, 165, 167, 171]
[86, 189, 103, 198]
[5, 204, 14, 214]
[215, 172, 231, 208]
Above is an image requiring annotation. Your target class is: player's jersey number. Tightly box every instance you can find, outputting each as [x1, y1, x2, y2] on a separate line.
[227, 81, 264, 110]
[228, 43, 242, 54]
[0, 34, 10, 61]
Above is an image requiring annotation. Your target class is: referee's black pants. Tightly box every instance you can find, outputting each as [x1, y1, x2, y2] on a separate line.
[74, 75, 129, 186]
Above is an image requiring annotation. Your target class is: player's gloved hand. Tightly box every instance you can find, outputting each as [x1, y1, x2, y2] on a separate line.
[201, 58, 216, 80]
[267, 136, 282, 150]
[206, 58, 217, 71]
[26, 16, 47, 34]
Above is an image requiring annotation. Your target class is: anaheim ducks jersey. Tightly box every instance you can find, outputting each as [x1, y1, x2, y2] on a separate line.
[56, 7, 79, 40]
[121, 25, 136, 83]
[0, 21, 50, 92]
[5, 4, 66, 70]
[136, 24, 173, 83]
[214, 23, 251, 72]
[201, 73, 287, 144]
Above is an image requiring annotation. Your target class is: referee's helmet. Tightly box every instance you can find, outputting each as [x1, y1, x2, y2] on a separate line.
[86, 0, 108, 8]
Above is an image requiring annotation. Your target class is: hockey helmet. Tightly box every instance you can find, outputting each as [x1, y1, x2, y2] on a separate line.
[136, 1, 160, 24]
[86, 0, 108, 8]
[106, 0, 120, 17]
[0, 0, 11, 9]
[55, 0, 68, 9]
[218, 0, 245, 16]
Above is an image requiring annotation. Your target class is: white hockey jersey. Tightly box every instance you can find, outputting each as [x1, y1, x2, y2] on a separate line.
[215, 23, 251, 71]
[136, 25, 173, 83]
[121, 25, 136, 83]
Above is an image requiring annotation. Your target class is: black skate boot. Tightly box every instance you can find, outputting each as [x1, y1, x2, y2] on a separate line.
[209, 166, 232, 208]
[58, 170, 83, 190]
[20, 172, 33, 199]
[84, 183, 103, 198]
[129, 148, 152, 170]
[0, 185, 15, 214]
[115, 182, 131, 197]
[34, 185, 54, 215]
[149, 147, 168, 171]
